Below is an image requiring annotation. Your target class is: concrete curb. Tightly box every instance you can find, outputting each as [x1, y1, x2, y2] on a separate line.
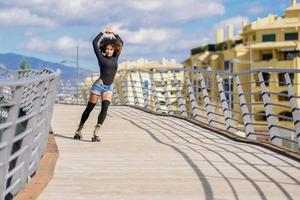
[14, 130, 59, 200]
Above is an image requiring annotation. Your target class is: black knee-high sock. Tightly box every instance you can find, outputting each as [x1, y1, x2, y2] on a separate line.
[97, 100, 110, 125]
[80, 102, 96, 125]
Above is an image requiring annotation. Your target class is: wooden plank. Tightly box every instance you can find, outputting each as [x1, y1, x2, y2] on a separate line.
[38, 104, 300, 200]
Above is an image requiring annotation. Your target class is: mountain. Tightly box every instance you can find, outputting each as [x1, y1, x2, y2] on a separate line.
[0, 53, 96, 80]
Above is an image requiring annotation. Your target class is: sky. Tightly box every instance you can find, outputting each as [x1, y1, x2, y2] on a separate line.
[0, 0, 291, 70]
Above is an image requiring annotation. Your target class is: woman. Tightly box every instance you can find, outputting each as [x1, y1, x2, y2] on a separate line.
[74, 27, 123, 142]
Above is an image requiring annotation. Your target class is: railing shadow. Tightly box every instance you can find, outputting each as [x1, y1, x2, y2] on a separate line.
[111, 107, 299, 200]
[54, 133, 93, 143]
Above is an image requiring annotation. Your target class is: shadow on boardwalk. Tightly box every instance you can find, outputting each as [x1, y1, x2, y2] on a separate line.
[40, 105, 300, 200]
[111, 107, 299, 200]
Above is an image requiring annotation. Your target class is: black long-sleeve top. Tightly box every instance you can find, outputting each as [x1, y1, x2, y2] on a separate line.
[92, 32, 123, 85]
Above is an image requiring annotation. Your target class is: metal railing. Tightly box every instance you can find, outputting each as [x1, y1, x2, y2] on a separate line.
[112, 68, 300, 152]
[0, 68, 61, 200]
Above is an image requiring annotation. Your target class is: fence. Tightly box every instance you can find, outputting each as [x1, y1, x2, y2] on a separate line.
[0, 68, 60, 200]
[112, 68, 300, 152]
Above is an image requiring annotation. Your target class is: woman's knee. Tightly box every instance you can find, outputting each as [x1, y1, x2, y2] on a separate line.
[89, 93, 100, 104]
[101, 100, 110, 112]
[102, 92, 112, 102]
[84, 102, 96, 112]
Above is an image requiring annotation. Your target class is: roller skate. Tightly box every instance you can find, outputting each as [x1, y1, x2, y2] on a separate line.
[74, 124, 84, 140]
[92, 124, 101, 142]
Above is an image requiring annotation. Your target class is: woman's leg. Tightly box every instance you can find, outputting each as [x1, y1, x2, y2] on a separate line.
[79, 92, 100, 126]
[97, 92, 112, 125]
[92, 92, 111, 141]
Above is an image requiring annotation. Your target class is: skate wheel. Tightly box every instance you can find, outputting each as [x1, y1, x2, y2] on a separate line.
[92, 136, 100, 142]
[74, 134, 81, 140]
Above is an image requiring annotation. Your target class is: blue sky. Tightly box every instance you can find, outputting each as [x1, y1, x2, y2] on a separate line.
[0, 0, 291, 70]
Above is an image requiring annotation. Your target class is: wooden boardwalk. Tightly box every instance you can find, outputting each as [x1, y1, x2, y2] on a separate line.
[38, 104, 300, 200]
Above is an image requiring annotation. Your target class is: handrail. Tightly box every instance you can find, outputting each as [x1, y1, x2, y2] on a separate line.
[0, 68, 60, 200]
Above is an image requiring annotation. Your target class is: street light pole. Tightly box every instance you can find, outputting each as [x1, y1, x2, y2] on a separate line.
[76, 45, 79, 104]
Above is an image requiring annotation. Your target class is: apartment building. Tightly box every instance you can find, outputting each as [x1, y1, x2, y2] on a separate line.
[183, 0, 300, 134]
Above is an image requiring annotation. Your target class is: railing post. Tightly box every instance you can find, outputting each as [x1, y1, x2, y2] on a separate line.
[184, 71, 201, 120]
[216, 74, 235, 132]
[112, 84, 121, 105]
[27, 81, 46, 176]
[235, 75, 256, 139]
[138, 71, 150, 110]
[120, 72, 129, 105]
[257, 71, 281, 145]
[42, 78, 59, 153]
[285, 72, 300, 148]
[160, 72, 173, 115]
[0, 86, 23, 200]
[173, 70, 187, 117]
[199, 72, 216, 126]
[129, 71, 139, 107]
[149, 71, 161, 113]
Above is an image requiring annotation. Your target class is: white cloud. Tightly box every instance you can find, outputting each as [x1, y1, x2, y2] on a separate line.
[21, 36, 90, 57]
[0, 0, 225, 27]
[0, 8, 56, 28]
[118, 28, 180, 45]
[129, 1, 164, 11]
[23, 37, 49, 52]
[128, 0, 225, 20]
[5, 0, 227, 65]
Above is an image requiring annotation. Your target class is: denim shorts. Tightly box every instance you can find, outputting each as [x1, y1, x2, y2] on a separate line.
[90, 80, 113, 95]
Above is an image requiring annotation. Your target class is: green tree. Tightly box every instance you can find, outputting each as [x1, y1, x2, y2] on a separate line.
[20, 58, 31, 70]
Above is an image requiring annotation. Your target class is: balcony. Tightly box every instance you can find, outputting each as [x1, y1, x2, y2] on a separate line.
[253, 57, 300, 69]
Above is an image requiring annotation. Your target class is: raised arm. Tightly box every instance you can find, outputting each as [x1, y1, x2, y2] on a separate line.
[92, 31, 104, 60]
[114, 33, 123, 46]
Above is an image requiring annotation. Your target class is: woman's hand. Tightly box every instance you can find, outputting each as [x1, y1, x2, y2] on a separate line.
[102, 27, 116, 35]
[101, 27, 110, 34]
[98, 79, 103, 84]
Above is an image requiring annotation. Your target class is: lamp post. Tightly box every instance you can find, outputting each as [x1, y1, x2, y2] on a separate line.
[61, 45, 79, 104]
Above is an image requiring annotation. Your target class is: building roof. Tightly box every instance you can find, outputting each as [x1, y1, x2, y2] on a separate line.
[241, 9, 300, 34]
[285, 4, 300, 11]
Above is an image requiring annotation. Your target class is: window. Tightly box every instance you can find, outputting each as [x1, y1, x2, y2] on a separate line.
[278, 111, 293, 121]
[224, 60, 232, 71]
[159, 101, 166, 105]
[285, 32, 298, 41]
[262, 72, 271, 86]
[253, 35, 256, 41]
[254, 111, 267, 121]
[170, 91, 177, 95]
[262, 34, 276, 42]
[144, 80, 149, 89]
[278, 91, 289, 101]
[255, 72, 271, 86]
[205, 77, 211, 92]
[236, 40, 243, 45]
[283, 51, 299, 60]
[278, 73, 294, 86]
[262, 53, 273, 61]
